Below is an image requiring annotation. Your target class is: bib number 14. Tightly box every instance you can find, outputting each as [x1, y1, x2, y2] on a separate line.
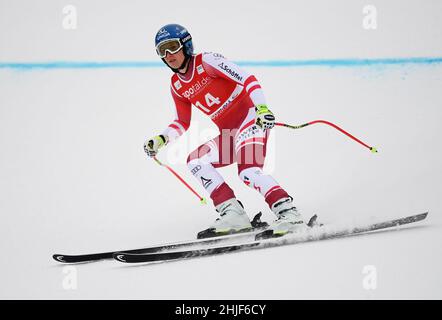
[195, 93, 220, 112]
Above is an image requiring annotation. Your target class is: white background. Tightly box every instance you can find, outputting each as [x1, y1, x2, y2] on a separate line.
[0, 0, 441, 299]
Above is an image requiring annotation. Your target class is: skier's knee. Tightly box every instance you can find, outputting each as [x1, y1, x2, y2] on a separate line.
[187, 143, 213, 165]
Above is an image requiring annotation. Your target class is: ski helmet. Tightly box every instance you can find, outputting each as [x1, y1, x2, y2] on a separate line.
[154, 24, 193, 72]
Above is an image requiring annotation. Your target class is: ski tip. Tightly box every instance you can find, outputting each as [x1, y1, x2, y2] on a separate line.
[113, 253, 128, 263]
[53, 254, 67, 263]
[411, 212, 429, 221]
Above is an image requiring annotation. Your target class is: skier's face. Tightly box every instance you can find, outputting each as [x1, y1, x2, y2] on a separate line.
[164, 49, 185, 69]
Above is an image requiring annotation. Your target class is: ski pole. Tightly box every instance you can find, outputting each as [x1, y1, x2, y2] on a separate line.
[275, 120, 378, 153]
[153, 156, 207, 205]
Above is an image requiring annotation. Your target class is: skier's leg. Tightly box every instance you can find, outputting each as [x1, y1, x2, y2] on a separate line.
[187, 138, 232, 206]
[187, 133, 252, 237]
[187, 132, 241, 206]
[235, 108, 306, 235]
[239, 165, 305, 235]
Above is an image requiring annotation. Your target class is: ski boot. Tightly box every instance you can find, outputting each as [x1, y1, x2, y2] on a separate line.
[197, 198, 254, 239]
[256, 196, 307, 240]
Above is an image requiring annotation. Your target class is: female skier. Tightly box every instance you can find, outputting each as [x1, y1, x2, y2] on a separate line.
[144, 24, 306, 238]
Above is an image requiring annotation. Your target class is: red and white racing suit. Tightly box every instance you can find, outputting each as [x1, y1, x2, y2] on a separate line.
[162, 52, 290, 208]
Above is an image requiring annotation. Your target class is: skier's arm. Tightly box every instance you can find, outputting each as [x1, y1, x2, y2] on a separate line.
[161, 86, 192, 143]
[144, 86, 191, 157]
[202, 52, 274, 130]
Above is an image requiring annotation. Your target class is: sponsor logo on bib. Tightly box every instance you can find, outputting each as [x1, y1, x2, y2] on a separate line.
[174, 80, 182, 90]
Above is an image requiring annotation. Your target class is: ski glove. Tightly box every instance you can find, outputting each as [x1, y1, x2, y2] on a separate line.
[255, 104, 275, 131]
[144, 135, 168, 157]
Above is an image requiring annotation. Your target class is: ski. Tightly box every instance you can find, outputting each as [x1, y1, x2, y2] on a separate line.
[113, 212, 428, 264]
[53, 212, 269, 263]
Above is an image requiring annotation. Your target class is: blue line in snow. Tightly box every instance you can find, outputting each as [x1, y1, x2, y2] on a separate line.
[1, 57, 441, 70]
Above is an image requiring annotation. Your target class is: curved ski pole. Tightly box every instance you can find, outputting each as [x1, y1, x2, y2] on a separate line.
[275, 120, 378, 153]
[153, 156, 207, 205]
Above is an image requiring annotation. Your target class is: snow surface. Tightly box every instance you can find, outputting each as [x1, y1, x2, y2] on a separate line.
[0, 0, 441, 299]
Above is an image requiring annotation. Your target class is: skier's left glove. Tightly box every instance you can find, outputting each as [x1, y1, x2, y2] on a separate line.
[255, 104, 275, 131]
[144, 134, 168, 157]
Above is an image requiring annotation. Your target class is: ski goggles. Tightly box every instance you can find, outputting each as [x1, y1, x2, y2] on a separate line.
[156, 38, 183, 58]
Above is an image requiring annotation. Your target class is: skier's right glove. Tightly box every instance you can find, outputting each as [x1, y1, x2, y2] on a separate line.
[144, 135, 168, 157]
